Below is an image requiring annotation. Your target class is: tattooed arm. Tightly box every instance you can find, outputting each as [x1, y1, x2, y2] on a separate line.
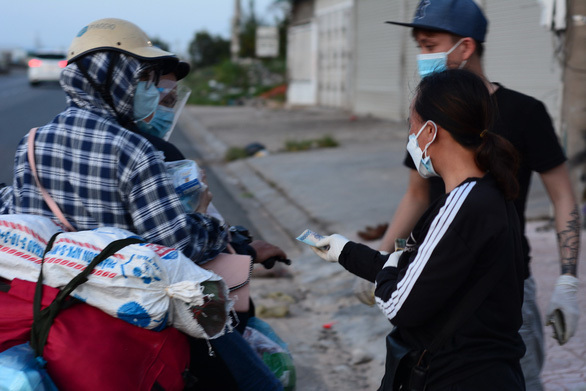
[540, 163, 581, 344]
[540, 163, 581, 277]
[557, 205, 581, 276]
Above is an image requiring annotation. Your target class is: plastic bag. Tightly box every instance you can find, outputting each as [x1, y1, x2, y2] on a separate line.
[165, 160, 206, 213]
[244, 317, 296, 391]
[165, 159, 226, 223]
[0, 342, 58, 391]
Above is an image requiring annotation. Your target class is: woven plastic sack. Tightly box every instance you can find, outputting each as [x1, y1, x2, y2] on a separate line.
[0, 215, 62, 283]
[0, 342, 58, 391]
[244, 317, 296, 391]
[39, 226, 230, 339]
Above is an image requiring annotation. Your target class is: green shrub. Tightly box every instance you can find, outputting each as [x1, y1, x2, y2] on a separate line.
[284, 140, 313, 152]
[182, 59, 286, 106]
[214, 60, 249, 88]
[284, 136, 339, 152]
[225, 146, 248, 162]
[315, 135, 339, 148]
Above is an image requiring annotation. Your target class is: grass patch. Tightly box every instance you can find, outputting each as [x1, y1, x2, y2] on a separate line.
[315, 135, 339, 148]
[225, 135, 340, 162]
[225, 147, 248, 162]
[284, 139, 313, 152]
[284, 135, 339, 152]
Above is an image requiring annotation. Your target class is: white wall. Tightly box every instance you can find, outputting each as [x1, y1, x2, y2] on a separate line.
[287, 22, 318, 105]
[315, 0, 354, 108]
[353, 0, 413, 120]
[483, 0, 563, 132]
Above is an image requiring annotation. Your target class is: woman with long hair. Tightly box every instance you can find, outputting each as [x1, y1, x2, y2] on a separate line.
[313, 69, 526, 390]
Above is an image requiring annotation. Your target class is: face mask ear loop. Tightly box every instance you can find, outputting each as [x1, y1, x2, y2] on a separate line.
[422, 121, 438, 159]
[447, 39, 467, 69]
[414, 120, 428, 139]
[446, 39, 465, 55]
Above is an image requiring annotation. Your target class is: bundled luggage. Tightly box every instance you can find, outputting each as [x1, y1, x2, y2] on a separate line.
[0, 215, 231, 339]
[0, 278, 190, 391]
[0, 214, 234, 391]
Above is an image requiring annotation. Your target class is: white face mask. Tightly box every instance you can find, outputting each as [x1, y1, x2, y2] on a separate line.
[406, 120, 439, 178]
[416, 39, 467, 78]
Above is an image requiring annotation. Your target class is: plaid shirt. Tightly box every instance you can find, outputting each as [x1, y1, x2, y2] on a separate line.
[8, 52, 227, 264]
[0, 185, 11, 215]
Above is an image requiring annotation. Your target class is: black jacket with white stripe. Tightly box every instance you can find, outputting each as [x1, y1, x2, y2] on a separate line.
[339, 174, 526, 387]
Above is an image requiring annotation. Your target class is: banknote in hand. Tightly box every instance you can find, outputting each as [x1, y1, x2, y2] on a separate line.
[296, 229, 325, 247]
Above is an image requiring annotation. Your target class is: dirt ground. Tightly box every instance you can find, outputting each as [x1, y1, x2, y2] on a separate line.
[249, 245, 389, 391]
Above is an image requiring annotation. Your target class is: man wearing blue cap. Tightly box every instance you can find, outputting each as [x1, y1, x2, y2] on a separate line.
[371, 1, 580, 390]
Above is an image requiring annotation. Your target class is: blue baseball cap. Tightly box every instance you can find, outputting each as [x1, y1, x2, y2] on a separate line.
[386, 0, 488, 43]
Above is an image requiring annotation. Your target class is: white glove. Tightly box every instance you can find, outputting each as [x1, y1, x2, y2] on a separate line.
[311, 234, 350, 262]
[545, 275, 580, 344]
[383, 250, 403, 269]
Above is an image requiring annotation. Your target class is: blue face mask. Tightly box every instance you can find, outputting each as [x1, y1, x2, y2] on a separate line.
[137, 105, 175, 139]
[406, 120, 439, 178]
[133, 81, 160, 121]
[416, 39, 466, 78]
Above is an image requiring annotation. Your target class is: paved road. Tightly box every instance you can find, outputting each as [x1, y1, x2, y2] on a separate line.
[0, 68, 66, 185]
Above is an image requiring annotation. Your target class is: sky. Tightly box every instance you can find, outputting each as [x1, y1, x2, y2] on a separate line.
[0, 0, 284, 57]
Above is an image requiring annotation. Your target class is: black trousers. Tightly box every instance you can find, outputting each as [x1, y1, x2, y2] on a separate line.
[186, 300, 254, 391]
[430, 361, 525, 391]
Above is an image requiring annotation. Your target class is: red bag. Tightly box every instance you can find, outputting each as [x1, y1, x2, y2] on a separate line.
[0, 278, 190, 391]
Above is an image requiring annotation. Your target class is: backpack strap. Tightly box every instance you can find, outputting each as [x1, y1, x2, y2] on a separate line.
[31, 234, 144, 358]
[27, 128, 76, 232]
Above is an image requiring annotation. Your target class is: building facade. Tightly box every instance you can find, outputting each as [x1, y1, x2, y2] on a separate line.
[287, 0, 563, 129]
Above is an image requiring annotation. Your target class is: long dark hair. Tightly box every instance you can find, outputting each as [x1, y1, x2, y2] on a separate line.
[413, 69, 519, 199]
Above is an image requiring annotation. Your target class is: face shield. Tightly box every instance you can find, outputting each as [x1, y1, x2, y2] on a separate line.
[136, 78, 192, 141]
